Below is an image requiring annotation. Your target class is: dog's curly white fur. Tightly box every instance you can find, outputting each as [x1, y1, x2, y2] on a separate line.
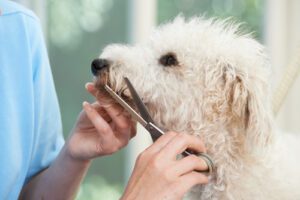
[94, 16, 300, 199]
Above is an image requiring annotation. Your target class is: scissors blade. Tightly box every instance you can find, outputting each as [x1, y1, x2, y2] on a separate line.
[104, 85, 147, 127]
[145, 122, 164, 141]
[104, 84, 164, 142]
[124, 77, 155, 124]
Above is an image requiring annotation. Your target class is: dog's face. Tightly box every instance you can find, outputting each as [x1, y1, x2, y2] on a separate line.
[92, 16, 272, 156]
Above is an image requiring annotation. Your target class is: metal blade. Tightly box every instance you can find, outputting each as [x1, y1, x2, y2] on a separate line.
[104, 85, 147, 127]
[146, 122, 164, 142]
[124, 77, 155, 124]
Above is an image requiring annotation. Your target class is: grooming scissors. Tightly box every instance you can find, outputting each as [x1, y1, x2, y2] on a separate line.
[104, 77, 214, 174]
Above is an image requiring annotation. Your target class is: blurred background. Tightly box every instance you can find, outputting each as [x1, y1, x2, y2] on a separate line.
[12, 0, 300, 199]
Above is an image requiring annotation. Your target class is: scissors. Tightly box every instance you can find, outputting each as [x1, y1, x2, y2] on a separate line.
[104, 77, 214, 174]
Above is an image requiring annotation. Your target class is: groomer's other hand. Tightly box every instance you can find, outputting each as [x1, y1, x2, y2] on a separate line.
[121, 132, 209, 200]
[66, 83, 136, 161]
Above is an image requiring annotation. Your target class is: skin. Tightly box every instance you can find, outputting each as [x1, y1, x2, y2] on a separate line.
[19, 83, 208, 200]
[121, 132, 209, 200]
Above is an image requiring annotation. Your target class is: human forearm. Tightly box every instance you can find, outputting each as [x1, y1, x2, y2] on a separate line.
[20, 145, 91, 200]
[20, 94, 135, 200]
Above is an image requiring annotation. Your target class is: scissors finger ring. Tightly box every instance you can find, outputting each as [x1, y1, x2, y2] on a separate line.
[197, 152, 215, 175]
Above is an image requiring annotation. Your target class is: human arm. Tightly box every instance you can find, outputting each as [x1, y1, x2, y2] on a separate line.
[19, 84, 136, 200]
[20, 83, 208, 200]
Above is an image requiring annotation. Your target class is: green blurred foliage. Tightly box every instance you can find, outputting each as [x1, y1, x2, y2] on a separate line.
[76, 175, 122, 200]
[47, 0, 129, 197]
[158, 0, 264, 40]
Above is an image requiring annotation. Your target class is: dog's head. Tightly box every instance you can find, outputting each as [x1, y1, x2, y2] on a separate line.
[92, 16, 273, 158]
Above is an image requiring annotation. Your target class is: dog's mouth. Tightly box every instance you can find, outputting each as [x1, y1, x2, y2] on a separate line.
[93, 70, 136, 110]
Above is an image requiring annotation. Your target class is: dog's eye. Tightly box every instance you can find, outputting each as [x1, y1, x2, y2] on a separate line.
[159, 53, 178, 67]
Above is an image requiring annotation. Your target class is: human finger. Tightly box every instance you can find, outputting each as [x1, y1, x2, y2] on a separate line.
[82, 101, 116, 142]
[108, 120, 133, 148]
[85, 82, 115, 106]
[89, 102, 112, 122]
[170, 155, 208, 176]
[102, 103, 131, 132]
[174, 171, 208, 195]
[86, 102, 135, 149]
[85, 83, 127, 124]
[85, 82, 97, 97]
[161, 134, 206, 160]
[143, 131, 179, 156]
[85, 82, 133, 130]
[129, 132, 179, 186]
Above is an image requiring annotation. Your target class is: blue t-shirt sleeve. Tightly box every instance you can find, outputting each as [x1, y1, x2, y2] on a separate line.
[25, 14, 64, 182]
[0, 1, 65, 197]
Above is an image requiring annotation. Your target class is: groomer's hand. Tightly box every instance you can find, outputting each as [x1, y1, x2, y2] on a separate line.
[66, 83, 136, 161]
[20, 83, 136, 199]
[121, 132, 209, 200]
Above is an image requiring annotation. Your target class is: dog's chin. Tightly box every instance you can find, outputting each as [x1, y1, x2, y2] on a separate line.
[94, 72, 136, 110]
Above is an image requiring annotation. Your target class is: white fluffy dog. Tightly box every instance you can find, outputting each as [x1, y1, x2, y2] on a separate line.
[92, 16, 300, 199]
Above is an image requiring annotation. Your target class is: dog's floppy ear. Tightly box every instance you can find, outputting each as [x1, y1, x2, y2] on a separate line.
[223, 65, 273, 152]
[223, 67, 248, 122]
[204, 61, 271, 152]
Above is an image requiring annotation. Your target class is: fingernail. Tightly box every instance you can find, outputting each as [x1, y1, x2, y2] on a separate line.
[85, 83, 91, 90]
[83, 101, 91, 110]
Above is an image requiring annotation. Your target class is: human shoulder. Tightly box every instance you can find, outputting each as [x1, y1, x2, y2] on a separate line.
[0, 0, 39, 22]
[0, 0, 44, 49]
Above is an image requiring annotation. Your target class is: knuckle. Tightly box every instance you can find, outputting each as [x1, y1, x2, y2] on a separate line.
[119, 139, 129, 149]
[166, 131, 178, 137]
[195, 135, 204, 145]
[104, 146, 119, 155]
[149, 156, 162, 170]
[137, 149, 153, 163]
[137, 151, 147, 162]
[122, 139, 129, 147]
[191, 173, 209, 185]
[101, 125, 111, 134]
[95, 143, 104, 154]
[178, 133, 189, 141]
[130, 126, 137, 137]
[175, 134, 189, 146]
[162, 170, 174, 183]
[118, 121, 130, 130]
[109, 145, 119, 154]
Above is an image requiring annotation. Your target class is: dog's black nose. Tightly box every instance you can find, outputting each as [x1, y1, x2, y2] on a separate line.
[91, 58, 110, 76]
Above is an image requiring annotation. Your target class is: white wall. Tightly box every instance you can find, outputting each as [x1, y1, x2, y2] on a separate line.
[265, 0, 300, 133]
[126, 0, 157, 181]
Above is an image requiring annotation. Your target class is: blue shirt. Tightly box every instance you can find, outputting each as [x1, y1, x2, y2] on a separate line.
[0, 1, 64, 199]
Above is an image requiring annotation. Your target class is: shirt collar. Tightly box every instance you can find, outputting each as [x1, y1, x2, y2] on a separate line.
[0, 0, 24, 16]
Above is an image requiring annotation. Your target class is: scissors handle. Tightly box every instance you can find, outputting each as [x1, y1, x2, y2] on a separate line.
[145, 122, 214, 174]
[182, 150, 214, 175]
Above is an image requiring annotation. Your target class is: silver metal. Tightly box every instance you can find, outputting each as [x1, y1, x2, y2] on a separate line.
[105, 82, 215, 174]
[124, 77, 155, 124]
[104, 85, 147, 127]
[104, 85, 164, 141]
[182, 150, 215, 174]
[197, 153, 215, 175]
[146, 122, 164, 141]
